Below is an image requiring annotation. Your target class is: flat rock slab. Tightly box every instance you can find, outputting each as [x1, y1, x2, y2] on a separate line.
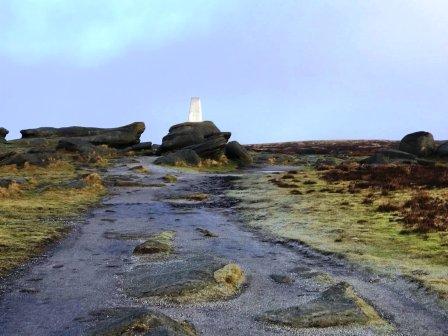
[84, 307, 197, 336]
[259, 282, 372, 328]
[125, 255, 243, 302]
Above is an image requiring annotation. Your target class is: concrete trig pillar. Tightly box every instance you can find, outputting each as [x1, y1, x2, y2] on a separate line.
[188, 97, 203, 122]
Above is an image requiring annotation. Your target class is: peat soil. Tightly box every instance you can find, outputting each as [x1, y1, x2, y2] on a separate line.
[0, 157, 447, 336]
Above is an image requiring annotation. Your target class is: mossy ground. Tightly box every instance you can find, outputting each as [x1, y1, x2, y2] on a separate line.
[0, 160, 106, 277]
[227, 165, 448, 299]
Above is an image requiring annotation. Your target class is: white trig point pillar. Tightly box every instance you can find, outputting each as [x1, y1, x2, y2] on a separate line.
[188, 97, 203, 122]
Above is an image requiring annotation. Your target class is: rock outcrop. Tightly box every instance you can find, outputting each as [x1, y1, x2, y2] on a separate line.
[0, 127, 8, 142]
[156, 121, 252, 166]
[158, 121, 230, 160]
[399, 131, 436, 157]
[20, 122, 145, 148]
[225, 141, 253, 166]
[56, 139, 97, 154]
[159, 121, 223, 153]
[436, 142, 448, 157]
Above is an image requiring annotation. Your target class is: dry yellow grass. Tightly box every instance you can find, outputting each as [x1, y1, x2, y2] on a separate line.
[0, 160, 106, 277]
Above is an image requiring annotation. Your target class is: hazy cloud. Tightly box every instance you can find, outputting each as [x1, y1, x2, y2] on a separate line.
[0, 0, 236, 65]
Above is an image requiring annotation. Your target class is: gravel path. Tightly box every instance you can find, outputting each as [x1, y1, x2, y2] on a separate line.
[0, 157, 447, 335]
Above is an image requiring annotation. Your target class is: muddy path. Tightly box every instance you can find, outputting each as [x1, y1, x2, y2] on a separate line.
[0, 157, 447, 336]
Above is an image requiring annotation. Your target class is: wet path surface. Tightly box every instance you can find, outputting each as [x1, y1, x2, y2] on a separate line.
[0, 157, 447, 335]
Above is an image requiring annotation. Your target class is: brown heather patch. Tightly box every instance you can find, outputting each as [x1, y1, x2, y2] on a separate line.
[401, 192, 448, 233]
[322, 163, 448, 190]
[246, 140, 396, 156]
[376, 202, 400, 212]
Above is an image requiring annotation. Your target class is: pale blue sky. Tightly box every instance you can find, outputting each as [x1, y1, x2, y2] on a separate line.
[1, 0, 448, 143]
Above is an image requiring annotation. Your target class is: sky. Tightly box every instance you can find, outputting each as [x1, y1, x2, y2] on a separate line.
[1, 0, 448, 144]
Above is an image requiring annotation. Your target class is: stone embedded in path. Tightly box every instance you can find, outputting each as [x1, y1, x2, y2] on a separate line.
[133, 231, 175, 255]
[125, 255, 245, 303]
[196, 227, 218, 237]
[85, 307, 197, 336]
[259, 282, 380, 328]
[270, 274, 294, 284]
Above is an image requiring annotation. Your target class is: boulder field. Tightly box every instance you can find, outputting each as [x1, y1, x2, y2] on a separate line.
[155, 121, 252, 167]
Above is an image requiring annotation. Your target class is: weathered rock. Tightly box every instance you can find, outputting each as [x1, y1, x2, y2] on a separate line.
[85, 307, 197, 336]
[20, 122, 145, 148]
[159, 121, 231, 159]
[124, 142, 153, 152]
[154, 149, 201, 166]
[56, 139, 96, 154]
[133, 231, 174, 255]
[259, 282, 373, 328]
[225, 141, 253, 166]
[0, 177, 27, 188]
[0, 151, 17, 162]
[160, 121, 222, 152]
[0, 150, 58, 167]
[360, 149, 417, 164]
[125, 255, 245, 302]
[184, 133, 229, 159]
[0, 127, 8, 140]
[436, 142, 448, 157]
[399, 131, 436, 157]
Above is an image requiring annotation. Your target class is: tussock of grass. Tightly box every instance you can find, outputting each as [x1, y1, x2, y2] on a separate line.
[129, 165, 150, 174]
[0, 182, 22, 198]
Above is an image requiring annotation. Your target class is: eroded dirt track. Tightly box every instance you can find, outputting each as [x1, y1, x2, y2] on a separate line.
[0, 157, 447, 335]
